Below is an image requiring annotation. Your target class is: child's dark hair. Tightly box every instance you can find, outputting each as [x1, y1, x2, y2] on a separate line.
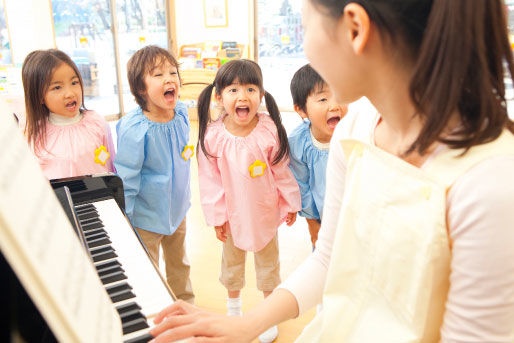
[290, 64, 326, 112]
[127, 45, 181, 112]
[197, 59, 289, 165]
[22, 49, 86, 152]
[311, 0, 514, 154]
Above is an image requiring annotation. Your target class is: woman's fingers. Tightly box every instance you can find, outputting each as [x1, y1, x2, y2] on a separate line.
[151, 313, 200, 338]
[153, 300, 197, 324]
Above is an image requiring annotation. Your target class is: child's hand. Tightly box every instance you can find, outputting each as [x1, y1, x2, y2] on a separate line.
[214, 222, 228, 242]
[286, 212, 297, 226]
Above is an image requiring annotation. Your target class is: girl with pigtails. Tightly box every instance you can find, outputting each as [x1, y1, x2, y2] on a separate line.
[195, 59, 301, 343]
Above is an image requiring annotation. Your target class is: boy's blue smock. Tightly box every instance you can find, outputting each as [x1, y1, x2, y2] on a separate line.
[288, 119, 328, 221]
[114, 102, 191, 235]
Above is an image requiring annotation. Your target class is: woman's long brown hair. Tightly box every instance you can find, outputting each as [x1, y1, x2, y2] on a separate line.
[312, 0, 514, 154]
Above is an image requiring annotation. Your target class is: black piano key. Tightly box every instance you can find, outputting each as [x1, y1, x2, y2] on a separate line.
[106, 283, 135, 302]
[82, 221, 104, 231]
[87, 237, 112, 248]
[118, 308, 142, 320]
[90, 246, 117, 262]
[84, 228, 106, 237]
[84, 230, 108, 240]
[96, 260, 123, 274]
[75, 203, 95, 212]
[120, 309, 145, 323]
[77, 210, 98, 220]
[80, 217, 102, 226]
[100, 270, 127, 285]
[110, 289, 135, 303]
[116, 302, 142, 315]
[124, 333, 154, 343]
[122, 317, 149, 335]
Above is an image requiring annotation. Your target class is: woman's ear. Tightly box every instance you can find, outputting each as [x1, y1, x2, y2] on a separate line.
[343, 3, 370, 55]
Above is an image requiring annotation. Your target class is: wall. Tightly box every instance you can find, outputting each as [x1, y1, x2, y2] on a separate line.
[174, 0, 251, 55]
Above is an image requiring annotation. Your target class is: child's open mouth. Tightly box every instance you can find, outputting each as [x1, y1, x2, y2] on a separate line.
[65, 101, 77, 111]
[236, 106, 250, 120]
[326, 115, 341, 129]
[164, 89, 175, 103]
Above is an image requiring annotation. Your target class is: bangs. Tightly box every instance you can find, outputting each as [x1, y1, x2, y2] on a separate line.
[148, 55, 178, 73]
[216, 60, 263, 91]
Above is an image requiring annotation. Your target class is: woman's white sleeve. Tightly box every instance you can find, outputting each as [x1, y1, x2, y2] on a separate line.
[277, 126, 347, 315]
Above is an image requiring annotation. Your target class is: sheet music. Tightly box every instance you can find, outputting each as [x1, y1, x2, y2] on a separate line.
[0, 114, 122, 343]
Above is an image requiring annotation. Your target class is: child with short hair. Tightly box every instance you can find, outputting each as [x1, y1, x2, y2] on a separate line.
[196, 59, 301, 343]
[114, 45, 194, 303]
[288, 64, 347, 248]
[22, 49, 115, 179]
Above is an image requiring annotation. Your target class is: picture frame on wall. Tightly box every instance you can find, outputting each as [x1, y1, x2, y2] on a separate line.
[203, 0, 228, 28]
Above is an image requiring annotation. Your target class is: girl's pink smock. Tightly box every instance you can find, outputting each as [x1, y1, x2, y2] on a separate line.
[198, 113, 301, 252]
[36, 110, 116, 180]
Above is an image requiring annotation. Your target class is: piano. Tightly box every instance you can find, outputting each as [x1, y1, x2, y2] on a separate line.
[1, 174, 177, 343]
[0, 112, 180, 342]
[52, 174, 177, 343]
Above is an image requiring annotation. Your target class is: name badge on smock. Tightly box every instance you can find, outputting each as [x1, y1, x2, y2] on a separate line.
[182, 145, 195, 161]
[249, 160, 267, 178]
[94, 145, 110, 165]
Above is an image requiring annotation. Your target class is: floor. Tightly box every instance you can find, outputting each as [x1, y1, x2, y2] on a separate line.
[123, 112, 316, 342]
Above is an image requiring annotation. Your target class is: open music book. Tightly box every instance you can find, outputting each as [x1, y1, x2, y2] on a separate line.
[0, 114, 123, 342]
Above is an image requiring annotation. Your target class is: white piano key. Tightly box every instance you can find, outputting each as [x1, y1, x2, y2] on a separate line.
[91, 199, 174, 317]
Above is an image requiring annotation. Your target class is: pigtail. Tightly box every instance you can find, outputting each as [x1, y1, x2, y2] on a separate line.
[197, 83, 216, 159]
[264, 91, 289, 165]
[409, 0, 514, 154]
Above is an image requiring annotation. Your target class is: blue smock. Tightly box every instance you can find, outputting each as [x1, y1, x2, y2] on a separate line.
[114, 102, 191, 235]
[288, 119, 328, 221]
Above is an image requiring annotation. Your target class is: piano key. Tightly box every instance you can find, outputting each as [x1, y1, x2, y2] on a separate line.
[122, 316, 149, 335]
[119, 307, 143, 319]
[100, 270, 127, 285]
[116, 302, 142, 315]
[123, 332, 154, 343]
[90, 245, 117, 262]
[106, 282, 136, 303]
[79, 217, 102, 225]
[87, 236, 112, 248]
[81, 220, 104, 231]
[97, 261, 124, 275]
[75, 203, 95, 213]
[89, 199, 174, 317]
[77, 210, 98, 220]
[84, 227, 107, 237]
[85, 231, 109, 241]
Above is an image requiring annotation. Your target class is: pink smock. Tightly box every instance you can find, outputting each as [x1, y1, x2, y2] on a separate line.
[197, 113, 301, 252]
[36, 110, 116, 180]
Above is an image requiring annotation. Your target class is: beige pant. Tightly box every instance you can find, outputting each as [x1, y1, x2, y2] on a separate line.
[136, 219, 194, 303]
[220, 234, 281, 292]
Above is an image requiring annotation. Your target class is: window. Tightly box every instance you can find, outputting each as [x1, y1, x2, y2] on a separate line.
[51, 0, 170, 118]
[0, 0, 12, 65]
[257, 0, 306, 109]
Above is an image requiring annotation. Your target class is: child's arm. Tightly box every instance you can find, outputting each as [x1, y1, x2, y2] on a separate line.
[197, 145, 228, 227]
[113, 122, 145, 220]
[288, 147, 320, 220]
[269, 144, 302, 217]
